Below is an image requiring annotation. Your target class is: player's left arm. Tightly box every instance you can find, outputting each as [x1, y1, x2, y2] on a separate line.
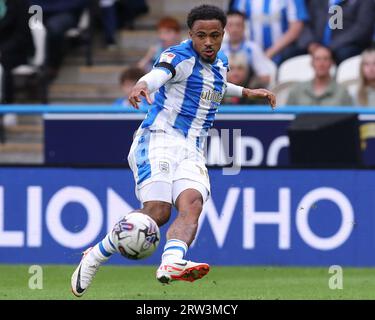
[226, 82, 276, 110]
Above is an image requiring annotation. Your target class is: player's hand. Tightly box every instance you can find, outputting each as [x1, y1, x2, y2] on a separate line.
[128, 81, 152, 109]
[243, 88, 276, 110]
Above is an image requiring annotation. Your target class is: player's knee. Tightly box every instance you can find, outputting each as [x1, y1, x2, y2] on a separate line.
[190, 198, 203, 217]
[176, 189, 203, 216]
[142, 201, 171, 226]
[179, 197, 203, 221]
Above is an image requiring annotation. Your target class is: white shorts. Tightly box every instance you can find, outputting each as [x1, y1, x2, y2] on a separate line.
[128, 128, 210, 204]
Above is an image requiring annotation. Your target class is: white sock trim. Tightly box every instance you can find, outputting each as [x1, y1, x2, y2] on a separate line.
[90, 234, 117, 263]
[162, 239, 188, 261]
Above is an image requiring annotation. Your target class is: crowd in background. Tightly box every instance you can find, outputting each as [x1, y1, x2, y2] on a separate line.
[224, 0, 375, 107]
[1, 0, 375, 110]
[0, 0, 149, 107]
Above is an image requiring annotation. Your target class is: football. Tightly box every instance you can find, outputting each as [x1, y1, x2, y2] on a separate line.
[112, 212, 160, 260]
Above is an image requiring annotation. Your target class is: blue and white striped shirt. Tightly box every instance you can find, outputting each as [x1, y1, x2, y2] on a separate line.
[231, 0, 308, 51]
[141, 40, 229, 139]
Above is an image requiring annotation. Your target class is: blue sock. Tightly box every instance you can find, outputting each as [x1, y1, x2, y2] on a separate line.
[90, 233, 117, 263]
[162, 239, 188, 262]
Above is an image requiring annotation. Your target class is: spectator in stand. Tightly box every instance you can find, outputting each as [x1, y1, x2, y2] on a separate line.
[223, 53, 268, 105]
[0, 0, 34, 105]
[99, 0, 118, 49]
[287, 46, 352, 106]
[117, 0, 149, 30]
[230, 0, 309, 64]
[221, 10, 274, 88]
[223, 53, 251, 105]
[114, 66, 146, 107]
[137, 17, 181, 72]
[0, 0, 34, 129]
[356, 48, 375, 107]
[298, 0, 375, 65]
[30, 0, 89, 79]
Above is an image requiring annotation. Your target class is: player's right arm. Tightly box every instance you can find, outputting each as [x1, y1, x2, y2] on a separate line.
[128, 68, 172, 109]
[129, 46, 191, 109]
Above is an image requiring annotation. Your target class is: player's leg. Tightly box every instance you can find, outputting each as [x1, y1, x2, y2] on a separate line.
[71, 189, 172, 297]
[71, 149, 174, 297]
[88, 198, 172, 267]
[166, 188, 203, 246]
[156, 179, 210, 283]
[156, 146, 210, 284]
[71, 138, 172, 297]
[72, 128, 175, 296]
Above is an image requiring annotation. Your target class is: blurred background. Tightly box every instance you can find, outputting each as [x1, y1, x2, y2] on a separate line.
[0, 0, 374, 163]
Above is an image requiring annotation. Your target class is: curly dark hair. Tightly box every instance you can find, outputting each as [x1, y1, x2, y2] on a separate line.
[187, 5, 227, 29]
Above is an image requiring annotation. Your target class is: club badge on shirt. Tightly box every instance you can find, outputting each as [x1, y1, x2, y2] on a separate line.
[159, 161, 170, 174]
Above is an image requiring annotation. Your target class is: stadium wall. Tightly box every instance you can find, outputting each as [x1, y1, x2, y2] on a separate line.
[41, 107, 375, 166]
[0, 167, 373, 266]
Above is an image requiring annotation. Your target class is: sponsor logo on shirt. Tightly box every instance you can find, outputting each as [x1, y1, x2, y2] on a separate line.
[200, 90, 224, 104]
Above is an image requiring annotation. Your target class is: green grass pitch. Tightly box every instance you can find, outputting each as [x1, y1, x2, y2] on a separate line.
[0, 265, 374, 300]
